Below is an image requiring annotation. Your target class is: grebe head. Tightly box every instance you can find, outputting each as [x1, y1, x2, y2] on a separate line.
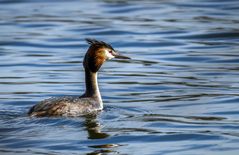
[84, 38, 130, 72]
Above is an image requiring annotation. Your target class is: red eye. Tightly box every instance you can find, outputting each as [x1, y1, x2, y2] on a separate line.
[109, 50, 113, 54]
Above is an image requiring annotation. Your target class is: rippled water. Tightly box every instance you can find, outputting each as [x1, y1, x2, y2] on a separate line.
[1, 0, 239, 154]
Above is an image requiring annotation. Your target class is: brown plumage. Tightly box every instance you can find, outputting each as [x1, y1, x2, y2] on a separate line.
[28, 38, 130, 117]
[84, 38, 116, 72]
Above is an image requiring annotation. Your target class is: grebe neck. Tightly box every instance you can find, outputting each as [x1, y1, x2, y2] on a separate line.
[84, 69, 102, 106]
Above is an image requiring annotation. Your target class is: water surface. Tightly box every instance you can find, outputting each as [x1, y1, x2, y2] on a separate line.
[0, 0, 239, 154]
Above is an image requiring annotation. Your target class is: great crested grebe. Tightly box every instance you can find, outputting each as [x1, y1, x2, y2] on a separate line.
[28, 38, 130, 117]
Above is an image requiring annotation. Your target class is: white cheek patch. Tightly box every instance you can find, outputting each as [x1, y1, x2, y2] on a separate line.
[105, 50, 115, 60]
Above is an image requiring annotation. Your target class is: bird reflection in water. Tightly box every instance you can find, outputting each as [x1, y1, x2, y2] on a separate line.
[83, 114, 120, 155]
[84, 114, 109, 139]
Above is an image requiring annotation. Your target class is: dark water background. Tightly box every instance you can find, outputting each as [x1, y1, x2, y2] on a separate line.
[0, 0, 239, 154]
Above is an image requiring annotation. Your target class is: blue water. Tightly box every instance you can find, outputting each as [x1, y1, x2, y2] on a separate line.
[0, 0, 239, 154]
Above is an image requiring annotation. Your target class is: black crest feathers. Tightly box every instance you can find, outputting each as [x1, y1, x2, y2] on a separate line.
[85, 38, 114, 50]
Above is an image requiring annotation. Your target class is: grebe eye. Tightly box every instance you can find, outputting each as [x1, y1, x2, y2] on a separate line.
[109, 50, 113, 54]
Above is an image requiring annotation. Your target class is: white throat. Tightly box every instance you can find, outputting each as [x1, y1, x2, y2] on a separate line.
[94, 73, 103, 109]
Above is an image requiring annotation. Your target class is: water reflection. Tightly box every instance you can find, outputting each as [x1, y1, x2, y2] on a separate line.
[84, 114, 121, 155]
[84, 114, 109, 140]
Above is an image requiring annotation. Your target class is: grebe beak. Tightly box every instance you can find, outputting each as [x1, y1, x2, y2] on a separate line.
[114, 52, 131, 59]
